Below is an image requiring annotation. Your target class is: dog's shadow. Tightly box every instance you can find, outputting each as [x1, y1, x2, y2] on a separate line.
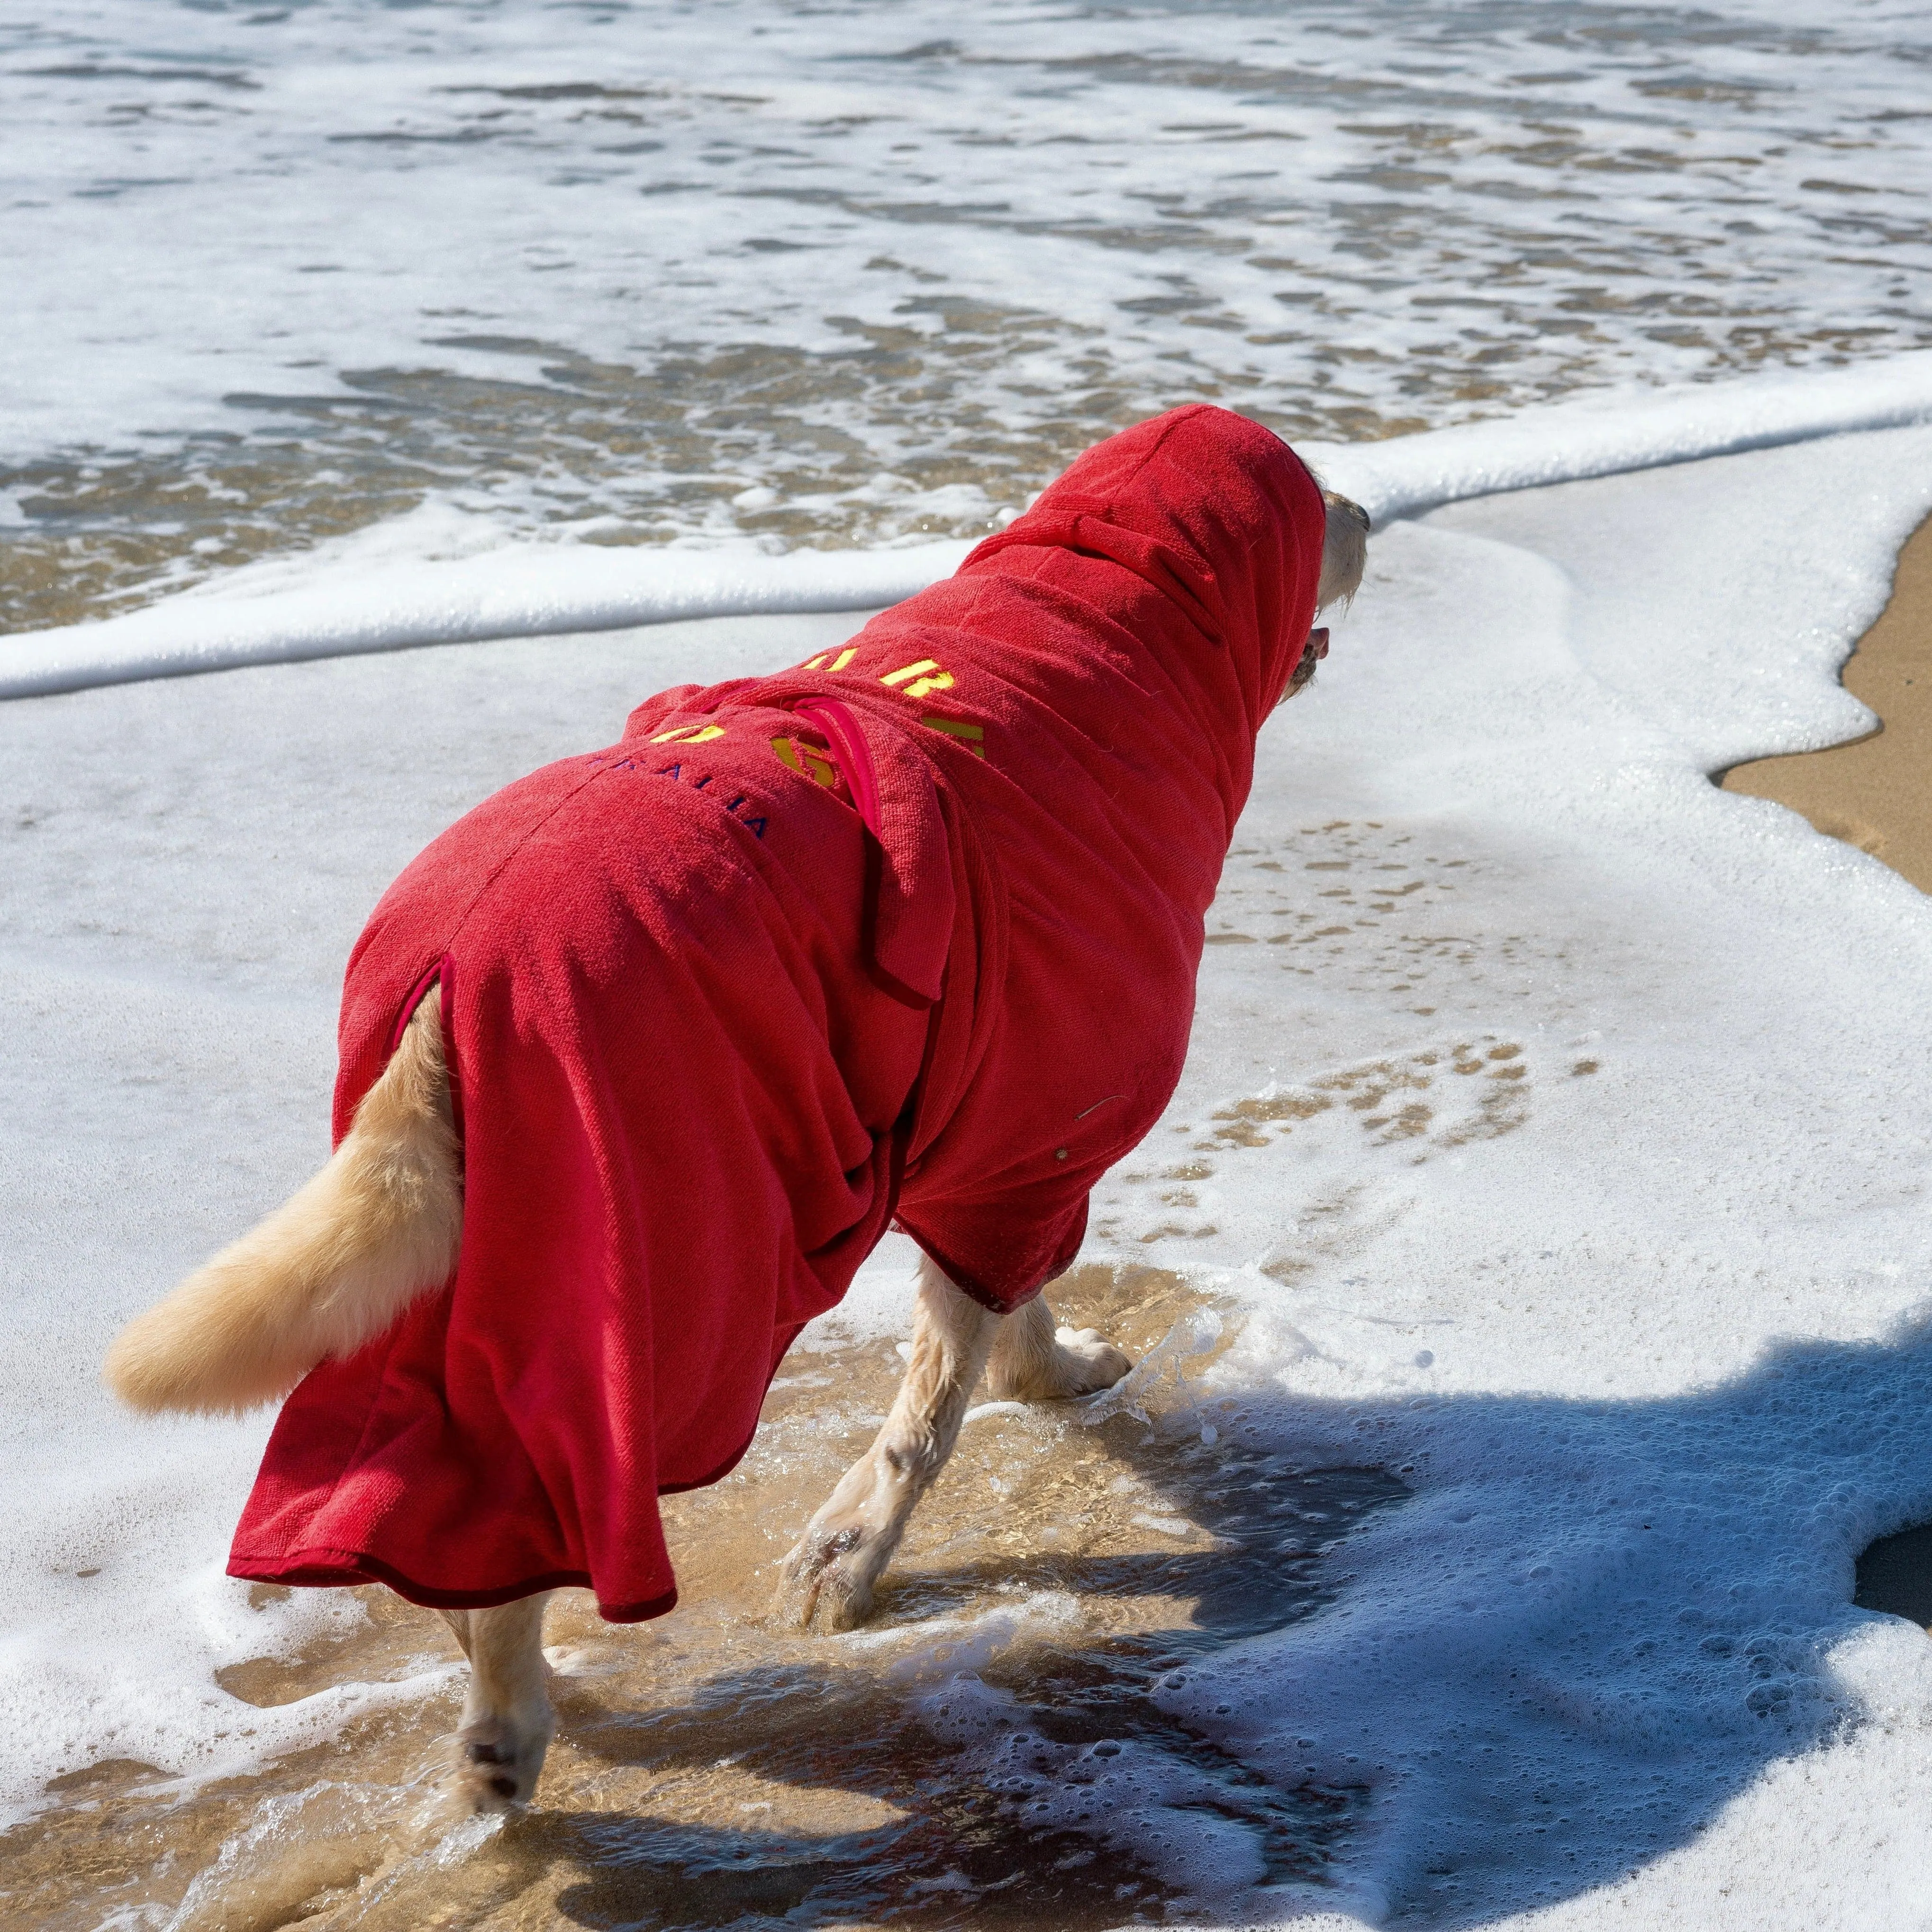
[494, 1308, 1932, 1931]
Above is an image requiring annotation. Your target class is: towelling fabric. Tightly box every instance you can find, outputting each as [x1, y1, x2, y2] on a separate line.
[229, 405, 1327, 1620]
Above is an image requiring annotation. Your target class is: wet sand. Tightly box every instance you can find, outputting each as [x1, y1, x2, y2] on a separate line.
[1723, 514, 1932, 889]
[0, 1265, 1403, 1930]
[1856, 1524, 1932, 1629]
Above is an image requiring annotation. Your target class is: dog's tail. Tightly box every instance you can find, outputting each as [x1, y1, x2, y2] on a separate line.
[104, 990, 462, 1416]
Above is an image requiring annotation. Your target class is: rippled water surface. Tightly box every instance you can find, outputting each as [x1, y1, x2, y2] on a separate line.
[0, 1268, 1406, 1930]
[6, 0, 1931, 628]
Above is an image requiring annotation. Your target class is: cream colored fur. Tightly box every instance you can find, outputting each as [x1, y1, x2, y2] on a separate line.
[104, 990, 461, 1416]
[1317, 490, 1370, 613]
[439, 1596, 557, 1809]
[774, 1257, 1131, 1632]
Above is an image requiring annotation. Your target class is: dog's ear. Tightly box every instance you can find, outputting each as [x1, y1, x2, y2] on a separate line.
[1317, 492, 1370, 612]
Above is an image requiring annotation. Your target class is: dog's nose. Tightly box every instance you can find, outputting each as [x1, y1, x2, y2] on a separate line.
[1306, 626, 1330, 661]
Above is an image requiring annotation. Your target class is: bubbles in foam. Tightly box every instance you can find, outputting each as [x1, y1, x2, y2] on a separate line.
[7, 0, 1932, 630]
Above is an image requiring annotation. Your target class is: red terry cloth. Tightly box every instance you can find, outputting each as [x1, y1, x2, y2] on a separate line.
[228, 404, 1326, 1621]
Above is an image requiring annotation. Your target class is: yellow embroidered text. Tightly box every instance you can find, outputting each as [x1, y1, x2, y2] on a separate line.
[771, 736, 840, 788]
[919, 715, 986, 758]
[881, 658, 954, 700]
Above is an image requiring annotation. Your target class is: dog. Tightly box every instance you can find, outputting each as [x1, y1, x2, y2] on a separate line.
[105, 406, 1369, 1812]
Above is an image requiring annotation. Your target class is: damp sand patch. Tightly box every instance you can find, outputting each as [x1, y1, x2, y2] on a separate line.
[1723, 513, 1932, 889]
[0, 1267, 1405, 1930]
[1856, 1524, 1932, 1632]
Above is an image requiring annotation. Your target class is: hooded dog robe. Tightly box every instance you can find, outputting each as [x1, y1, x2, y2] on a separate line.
[229, 404, 1327, 1619]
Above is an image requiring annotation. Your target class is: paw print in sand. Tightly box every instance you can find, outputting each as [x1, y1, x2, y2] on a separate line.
[1200, 1035, 1538, 1161]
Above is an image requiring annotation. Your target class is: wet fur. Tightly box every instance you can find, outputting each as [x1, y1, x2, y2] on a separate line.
[105, 490, 1368, 1812]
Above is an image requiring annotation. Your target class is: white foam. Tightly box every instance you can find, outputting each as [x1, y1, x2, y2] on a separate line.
[16, 1, 1932, 451]
[11, 355, 1932, 701]
[0, 513, 973, 700]
[1070, 417, 1932, 1924]
[1303, 354, 1932, 529]
[8, 0, 1932, 573]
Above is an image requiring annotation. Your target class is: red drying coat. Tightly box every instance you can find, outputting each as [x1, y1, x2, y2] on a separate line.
[229, 405, 1326, 1619]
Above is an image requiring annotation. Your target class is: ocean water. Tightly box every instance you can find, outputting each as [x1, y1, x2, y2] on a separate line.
[11, 2, 1932, 1926]
[7, 0, 1932, 635]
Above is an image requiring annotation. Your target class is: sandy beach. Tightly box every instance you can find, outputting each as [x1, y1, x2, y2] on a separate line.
[1724, 515, 1932, 891]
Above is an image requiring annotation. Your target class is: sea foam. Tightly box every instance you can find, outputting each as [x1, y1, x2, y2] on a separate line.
[7, 354, 1932, 702]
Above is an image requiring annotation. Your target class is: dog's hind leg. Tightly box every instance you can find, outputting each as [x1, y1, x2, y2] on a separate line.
[776, 1254, 999, 1633]
[440, 1594, 556, 1812]
[984, 1289, 1132, 1402]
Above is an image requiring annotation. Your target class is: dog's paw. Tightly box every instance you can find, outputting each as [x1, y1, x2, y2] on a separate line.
[1049, 1326, 1133, 1397]
[454, 1709, 554, 1813]
[775, 1524, 881, 1634]
[1012, 1321, 1128, 1398]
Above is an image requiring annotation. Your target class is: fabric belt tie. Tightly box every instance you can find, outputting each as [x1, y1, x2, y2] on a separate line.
[790, 699, 882, 840]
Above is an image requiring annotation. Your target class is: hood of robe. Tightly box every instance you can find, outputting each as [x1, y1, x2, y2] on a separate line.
[958, 403, 1328, 811]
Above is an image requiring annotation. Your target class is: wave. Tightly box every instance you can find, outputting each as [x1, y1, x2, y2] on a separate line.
[1304, 350, 1932, 526]
[9, 353, 1932, 702]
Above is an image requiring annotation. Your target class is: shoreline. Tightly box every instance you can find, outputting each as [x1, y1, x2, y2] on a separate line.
[1723, 513, 1932, 890]
[1729, 509, 1932, 1629]
[9, 358, 1932, 703]
[9, 454, 1932, 1924]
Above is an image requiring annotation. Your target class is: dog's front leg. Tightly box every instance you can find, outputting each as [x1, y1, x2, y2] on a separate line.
[438, 1593, 555, 1810]
[777, 1254, 999, 1632]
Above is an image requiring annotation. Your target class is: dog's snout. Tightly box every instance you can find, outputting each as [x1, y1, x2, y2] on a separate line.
[1307, 626, 1330, 662]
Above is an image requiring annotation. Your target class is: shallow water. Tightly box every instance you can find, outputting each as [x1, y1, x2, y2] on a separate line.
[8, 0, 1932, 631]
[0, 1267, 1405, 1930]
